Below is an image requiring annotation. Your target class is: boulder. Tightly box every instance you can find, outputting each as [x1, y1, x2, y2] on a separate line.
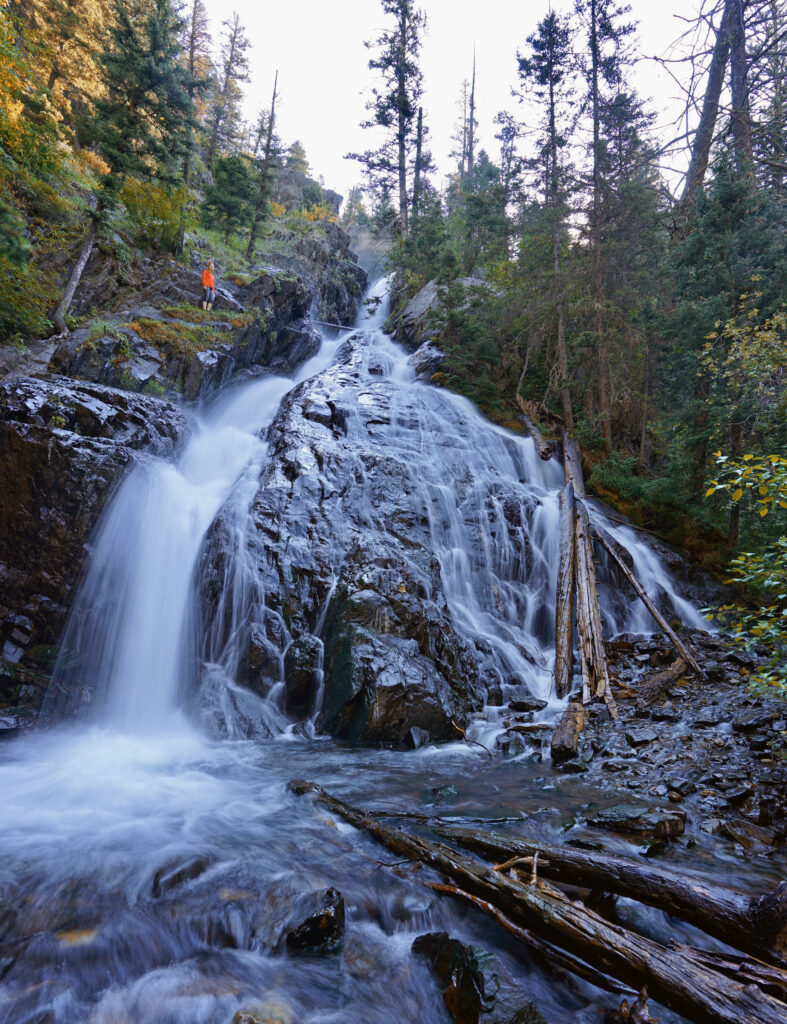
[284, 887, 345, 953]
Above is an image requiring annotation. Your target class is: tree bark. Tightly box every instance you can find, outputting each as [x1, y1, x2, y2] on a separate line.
[680, 0, 734, 211]
[729, 0, 754, 163]
[51, 220, 96, 337]
[554, 482, 576, 698]
[289, 781, 787, 1024]
[436, 826, 787, 969]
[574, 501, 615, 712]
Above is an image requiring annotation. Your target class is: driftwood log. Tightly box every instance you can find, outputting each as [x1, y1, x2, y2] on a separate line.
[436, 827, 787, 969]
[289, 781, 787, 1024]
[550, 701, 585, 764]
[636, 658, 688, 709]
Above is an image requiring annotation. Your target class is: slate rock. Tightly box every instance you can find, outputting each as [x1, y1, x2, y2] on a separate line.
[285, 887, 345, 953]
[587, 804, 685, 838]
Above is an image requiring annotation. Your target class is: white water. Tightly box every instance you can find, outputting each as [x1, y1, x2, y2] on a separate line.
[0, 281, 709, 1024]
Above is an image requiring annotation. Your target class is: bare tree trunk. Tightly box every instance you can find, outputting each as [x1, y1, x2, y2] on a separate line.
[680, 0, 734, 211]
[412, 106, 423, 219]
[397, 6, 409, 233]
[636, 337, 650, 473]
[729, 0, 754, 162]
[467, 50, 476, 177]
[549, 66, 574, 431]
[51, 220, 96, 337]
[246, 70, 278, 261]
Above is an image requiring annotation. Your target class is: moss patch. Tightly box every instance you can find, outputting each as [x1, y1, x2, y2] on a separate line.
[127, 317, 222, 359]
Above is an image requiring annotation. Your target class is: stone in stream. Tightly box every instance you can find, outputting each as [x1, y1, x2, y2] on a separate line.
[233, 1001, 295, 1024]
[283, 633, 323, 719]
[694, 706, 724, 728]
[624, 728, 658, 748]
[151, 854, 213, 897]
[284, 887, 345, 953]
[412, 931, 546, 1024]
[733, 708, 778, 733]
[508, 697, 548, 714]
[587, 804, 685, 839]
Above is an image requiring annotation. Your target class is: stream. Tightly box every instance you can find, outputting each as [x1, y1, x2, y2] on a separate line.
[0, 282, 762, 1024]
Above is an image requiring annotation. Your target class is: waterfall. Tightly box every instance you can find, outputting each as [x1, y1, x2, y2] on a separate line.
[47, 277, 704, 734]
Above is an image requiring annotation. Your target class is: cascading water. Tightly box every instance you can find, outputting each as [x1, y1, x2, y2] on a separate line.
[0, 280, 713, 1024]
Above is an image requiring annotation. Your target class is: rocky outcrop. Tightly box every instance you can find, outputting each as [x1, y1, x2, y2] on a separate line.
[50, 229, 366, 401]
[254, 222, 367, 325]
[199, 333, 487, 746]
[0, 376, 189, 713]
[50, 270, 321, 401]
[392, 275, 499, 353]
[271, 164, 342, 215]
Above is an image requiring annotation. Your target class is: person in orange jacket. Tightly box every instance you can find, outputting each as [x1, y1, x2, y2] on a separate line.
[202, 261, 215, 311]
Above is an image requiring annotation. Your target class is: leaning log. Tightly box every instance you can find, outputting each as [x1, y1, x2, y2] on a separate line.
[435, 827, 787, 969]
[289, 781, 787, 1024]
[553, 483, 576, 698]
[592, 524, 703, 677]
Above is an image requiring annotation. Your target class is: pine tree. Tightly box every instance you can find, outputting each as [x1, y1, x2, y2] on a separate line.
[347, 0, 425, 234]
[205, 11, 250, 166]
[517, 10, 576, 429]
[52, 0, 195, 334]
[177, 0, 211, 252]
[286, 140, 309, 174]
[203, 153, 254, 243]
[575, 0, 634, 449]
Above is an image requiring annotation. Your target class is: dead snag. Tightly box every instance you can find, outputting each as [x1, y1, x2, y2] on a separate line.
[515, 395, 556, 460]
[592, 525, 703, 677]
[554, 483, 576, 698]
[550, 701, 585, 764]
[288, 781, 787, 1024]
[436, 826, 787, 969]
[575, 502, 617, 717]
[562, 430, 585, 496]
[636, 659, 687, 710]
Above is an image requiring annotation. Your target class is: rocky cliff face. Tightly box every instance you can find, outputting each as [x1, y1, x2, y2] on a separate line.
[0, 377, 189, 716]
[197, 332, 526, 747]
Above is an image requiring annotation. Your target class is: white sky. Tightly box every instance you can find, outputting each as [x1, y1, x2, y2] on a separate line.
[208, 0, 703, 201]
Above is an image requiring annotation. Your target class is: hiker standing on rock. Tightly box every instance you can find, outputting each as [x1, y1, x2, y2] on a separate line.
[202, 261, 215, 311]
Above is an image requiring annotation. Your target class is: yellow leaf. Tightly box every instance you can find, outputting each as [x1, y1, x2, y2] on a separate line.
[760, 507, 769, 517]
[759, 484, 768, 496]
[704, 487, 715, 498]
[732, 489, 743, 501]
[742, 454, 754, 461]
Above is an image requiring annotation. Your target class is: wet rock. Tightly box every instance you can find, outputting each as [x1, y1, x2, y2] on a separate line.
[0, 716, 18, 739]
[412, 932, 546, 1024]
[665, 776, 696, 797]
[651, 701, 678, 722]
[694, 706, 724, 727]
[508, 697, 548, 714]
[409, 341, 446, 381]
[233, 1002, 294, 1024]
[587, 804, 685, 839]
[733, 708, 777, 733]
[726, 782, 755, 806]
[284, 887, 345, 953]
[283, 633, 323, 719]
[152, 855, 213, 898]
[556, 758, 588, 774]
[624, 729, 658, 748]
[407, 725, 431, 749]
[0, 377, 189, 711]
[719, 817, 775, 851]
[699, 818, 723, 835]
[498, 733, 528, 758]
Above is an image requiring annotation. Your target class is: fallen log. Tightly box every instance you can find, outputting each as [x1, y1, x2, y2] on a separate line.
[591, 523, 703, 677]
[515, 396, 556, 461]
[435, 826, 787, 969]
[636, 658, 687, 709]
[553, 483, 576, 698]
[289, 780, 787, 1024]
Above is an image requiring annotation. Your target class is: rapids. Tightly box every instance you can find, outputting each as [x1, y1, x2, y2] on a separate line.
[0, 281, 712, 1024]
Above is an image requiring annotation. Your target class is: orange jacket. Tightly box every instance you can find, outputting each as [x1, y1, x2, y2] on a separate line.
[202, 269, 215, 289]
